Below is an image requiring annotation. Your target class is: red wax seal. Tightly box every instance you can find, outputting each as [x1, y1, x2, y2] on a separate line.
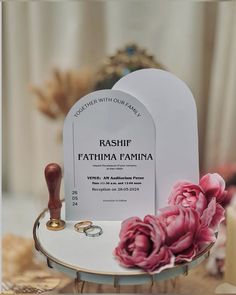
[45, 163, 62, 220]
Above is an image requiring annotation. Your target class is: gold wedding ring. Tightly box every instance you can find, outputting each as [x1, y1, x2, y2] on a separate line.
[74, 221, 93, 233]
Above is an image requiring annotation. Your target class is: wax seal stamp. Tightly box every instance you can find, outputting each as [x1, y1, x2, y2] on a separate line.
[45, 163, 65, 230]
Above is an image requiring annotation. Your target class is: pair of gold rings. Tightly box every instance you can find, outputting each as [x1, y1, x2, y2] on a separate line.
[74, 221, 103, 237]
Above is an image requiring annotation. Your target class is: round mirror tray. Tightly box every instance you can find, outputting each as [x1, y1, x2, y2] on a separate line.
[33, 203, 214, 290]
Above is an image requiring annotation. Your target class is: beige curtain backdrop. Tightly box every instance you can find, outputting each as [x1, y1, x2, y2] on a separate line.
[203, 3, 236, 170]
[3, 1, 236, 197]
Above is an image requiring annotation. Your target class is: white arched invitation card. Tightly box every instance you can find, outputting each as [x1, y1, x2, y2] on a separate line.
[113, 69, 199, 210]
[63, 89, 156, 221]
[63, 70, 199, 220]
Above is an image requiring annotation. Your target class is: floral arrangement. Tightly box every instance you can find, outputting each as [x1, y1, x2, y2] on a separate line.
[31, 45, 163, 121]
[114, 173, 229, 273]
[30, 68, 94, 120]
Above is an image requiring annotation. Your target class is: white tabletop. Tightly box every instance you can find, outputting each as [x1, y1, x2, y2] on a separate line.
[36, 203, 145, 275]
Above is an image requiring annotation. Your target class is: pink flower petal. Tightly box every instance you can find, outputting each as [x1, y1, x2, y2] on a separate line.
[175, 247, 196, 263]
[201, 198, 217, 227]
[209, 204, 225, 230]
[137, 247, 174, 273]
[119, 216, 142, 238]
[134, 234, 151, 252]
[196, 227, 216, 245]
[169, 232, 194, 254]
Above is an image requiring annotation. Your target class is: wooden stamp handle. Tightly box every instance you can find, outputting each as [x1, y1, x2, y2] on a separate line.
[45, 163, 62, 220]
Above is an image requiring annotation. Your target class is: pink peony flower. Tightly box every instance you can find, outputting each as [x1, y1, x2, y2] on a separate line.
[114, 215, 174, 272]
[158, 205, 216, 263]
[200, 173, 227, 204]
[168, 174, 227, 230]
[168, 182, 207, 215]
[114, 173, 228, 273]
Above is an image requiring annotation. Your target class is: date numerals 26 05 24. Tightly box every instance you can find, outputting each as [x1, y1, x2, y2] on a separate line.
[72, 190, 79, 206]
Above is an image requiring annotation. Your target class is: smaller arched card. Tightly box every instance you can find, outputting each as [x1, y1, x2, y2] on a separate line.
[63, 89, 156, 221]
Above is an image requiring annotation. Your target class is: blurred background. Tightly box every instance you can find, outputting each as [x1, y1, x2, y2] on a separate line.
[2, 1, 236, 293]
